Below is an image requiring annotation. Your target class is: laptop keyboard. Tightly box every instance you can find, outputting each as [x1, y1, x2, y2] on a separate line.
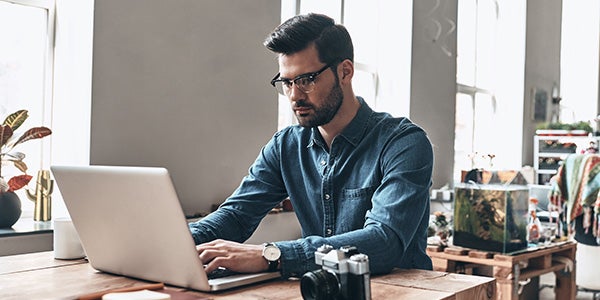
[207, 267, 239, 279]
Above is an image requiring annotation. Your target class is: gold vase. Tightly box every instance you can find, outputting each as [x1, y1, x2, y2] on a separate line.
[26, 170, 54, 221]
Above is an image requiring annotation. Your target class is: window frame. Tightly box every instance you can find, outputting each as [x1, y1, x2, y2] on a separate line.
[454, 0, 525, 182]
[0, 0, 55, 218]
[2, 0, 56, 143]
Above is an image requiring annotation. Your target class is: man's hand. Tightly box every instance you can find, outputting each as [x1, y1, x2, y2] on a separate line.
[196, 239, 270, 274]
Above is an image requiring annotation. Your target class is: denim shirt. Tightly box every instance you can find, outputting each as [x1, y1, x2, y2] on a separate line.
[189, 97, 433, 278]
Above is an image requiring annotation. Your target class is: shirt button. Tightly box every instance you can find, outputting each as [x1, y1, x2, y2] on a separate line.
[326, 228, 333, 235]
[324, 194, 330, 200]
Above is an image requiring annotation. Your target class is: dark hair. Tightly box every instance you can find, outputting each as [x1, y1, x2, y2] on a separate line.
[264, 13, 354, 64]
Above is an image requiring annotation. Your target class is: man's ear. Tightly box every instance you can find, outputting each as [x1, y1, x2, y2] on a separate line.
[339, 59, 354, 83]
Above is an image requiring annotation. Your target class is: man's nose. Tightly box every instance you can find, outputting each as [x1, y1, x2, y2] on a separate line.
[287, 84, 305, 101]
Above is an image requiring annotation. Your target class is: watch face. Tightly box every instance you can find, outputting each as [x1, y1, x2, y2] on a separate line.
[263, 245, 281, 261]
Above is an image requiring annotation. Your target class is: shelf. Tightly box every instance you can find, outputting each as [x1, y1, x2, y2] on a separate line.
[536, 169, 557, 175]
[0, 218, 53, 256]
[533, 135, 600, 184]
[537, 153, 571, 158]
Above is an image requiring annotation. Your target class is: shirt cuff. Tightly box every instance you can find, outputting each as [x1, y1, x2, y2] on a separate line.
[275, 240, 316, 279]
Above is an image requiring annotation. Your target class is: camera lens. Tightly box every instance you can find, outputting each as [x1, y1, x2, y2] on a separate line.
[300, 269, 340, 300]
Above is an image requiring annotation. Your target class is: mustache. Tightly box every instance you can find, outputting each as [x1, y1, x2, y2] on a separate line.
[292, 100, 312, 109]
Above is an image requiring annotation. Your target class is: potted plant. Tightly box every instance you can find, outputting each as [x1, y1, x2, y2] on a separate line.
[536, 121, 594, 136]
[0, 110, 52, 227]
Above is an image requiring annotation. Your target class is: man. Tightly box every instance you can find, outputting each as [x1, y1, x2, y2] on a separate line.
[189, 13, 433, 278]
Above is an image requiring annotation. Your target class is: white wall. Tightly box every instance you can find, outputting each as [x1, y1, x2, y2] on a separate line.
[51, 0, 95, 219]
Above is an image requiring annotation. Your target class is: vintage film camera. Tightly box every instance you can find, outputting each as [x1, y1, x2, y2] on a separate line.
[300, 245, 371, 300]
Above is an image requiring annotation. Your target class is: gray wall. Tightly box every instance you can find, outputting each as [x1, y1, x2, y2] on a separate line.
[410, 0, 457, 189]
[522, 0, 563, 167]
[90, 0, 281, 216]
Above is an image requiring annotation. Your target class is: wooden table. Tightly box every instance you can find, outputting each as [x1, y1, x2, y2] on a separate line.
[0, 251, 495, 300]
[426, 241, 577, 300]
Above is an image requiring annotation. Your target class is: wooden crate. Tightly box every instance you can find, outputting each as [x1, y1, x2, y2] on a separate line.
[427, 241, 577, 300]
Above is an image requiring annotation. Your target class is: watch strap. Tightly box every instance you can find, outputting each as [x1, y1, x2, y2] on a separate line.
[267, 259, 279, 272]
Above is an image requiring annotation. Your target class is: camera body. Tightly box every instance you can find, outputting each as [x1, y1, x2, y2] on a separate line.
[300, 245, 371, 300]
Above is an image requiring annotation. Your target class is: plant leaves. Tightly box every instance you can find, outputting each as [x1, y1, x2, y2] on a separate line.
[1, 151, 27, 173]
[13, 127, 52, 148]
[13, 160, 28, 173]
[8, 174, 32, 192]
[3, 110, 28, 132]
[4, 151, 25, 161]
[0, 124, 13, 149]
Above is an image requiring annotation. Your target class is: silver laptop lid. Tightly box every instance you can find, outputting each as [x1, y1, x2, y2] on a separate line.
[51, 165, 280, 292]
[51, 165, 212, 291]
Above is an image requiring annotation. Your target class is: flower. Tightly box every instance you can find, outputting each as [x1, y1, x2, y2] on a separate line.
[0, 110, 52, 192]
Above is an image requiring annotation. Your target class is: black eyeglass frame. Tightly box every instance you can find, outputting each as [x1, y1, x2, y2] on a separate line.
[270, 64, 333, 95]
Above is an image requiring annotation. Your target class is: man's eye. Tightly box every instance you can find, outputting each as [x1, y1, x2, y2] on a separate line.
[297, 77, 314, 86]
[282, 80, 293, 87]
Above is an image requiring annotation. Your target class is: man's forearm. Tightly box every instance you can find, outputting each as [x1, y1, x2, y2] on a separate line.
[274, 224, 402, 278]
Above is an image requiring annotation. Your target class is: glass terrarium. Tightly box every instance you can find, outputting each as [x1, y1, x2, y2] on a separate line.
[453, 184, 529, 253]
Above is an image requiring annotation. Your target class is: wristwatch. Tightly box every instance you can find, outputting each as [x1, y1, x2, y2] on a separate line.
[262, 242, 281, 272]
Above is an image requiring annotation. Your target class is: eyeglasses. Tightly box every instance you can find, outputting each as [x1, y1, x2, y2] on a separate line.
[270, 64, 332, 96]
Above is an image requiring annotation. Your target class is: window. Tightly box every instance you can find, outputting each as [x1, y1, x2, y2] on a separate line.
[0, 0, 55, 217]
[278, 0, 412, 129]
[0, 0, 94, 219]
[559, 0, 599, 124]
[454, 0, 525, 182]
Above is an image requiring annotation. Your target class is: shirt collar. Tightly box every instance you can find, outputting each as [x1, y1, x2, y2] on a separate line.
[308, 96, 373, 148]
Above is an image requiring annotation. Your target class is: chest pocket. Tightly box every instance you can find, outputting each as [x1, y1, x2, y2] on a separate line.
[338, 186, 376, 232]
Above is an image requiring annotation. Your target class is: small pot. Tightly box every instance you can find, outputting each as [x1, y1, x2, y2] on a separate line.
[0, 191, 22, 228]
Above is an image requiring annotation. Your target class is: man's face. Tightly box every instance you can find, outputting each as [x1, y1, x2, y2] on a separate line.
[277, 45, 343, 128]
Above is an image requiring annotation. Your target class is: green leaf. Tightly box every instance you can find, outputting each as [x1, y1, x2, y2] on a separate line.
[13, 127, 52, 148]
[0, 124, 13, 149]
[3, 110, 28, 132]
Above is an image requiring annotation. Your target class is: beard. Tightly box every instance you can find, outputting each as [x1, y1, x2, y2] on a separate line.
[294, 82, 344, 128]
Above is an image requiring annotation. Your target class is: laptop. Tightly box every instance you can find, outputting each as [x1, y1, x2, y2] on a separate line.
[50, 165, 280, 292]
